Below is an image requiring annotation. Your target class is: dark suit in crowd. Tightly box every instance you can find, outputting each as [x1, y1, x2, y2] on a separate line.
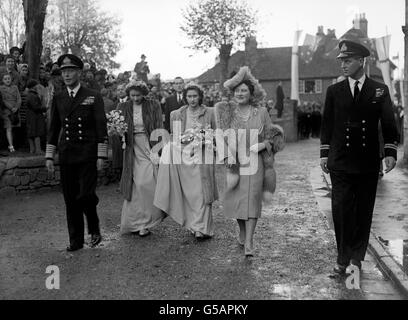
[276, 84, 285, 118]
[164, 93, 185, 133]
[47, 85, 108, 249]
[320, 76, 398, 268]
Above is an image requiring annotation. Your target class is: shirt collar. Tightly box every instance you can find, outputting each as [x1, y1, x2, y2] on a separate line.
[67, 83, 81, 98]
[120, 97, 128, 103]
[349, 74, 366, 89]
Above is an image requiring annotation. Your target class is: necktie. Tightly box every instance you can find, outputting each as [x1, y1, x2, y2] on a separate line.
[70, 91, 75, 99]
[353, 81, 360, 102]
[178, 94, 182, 104]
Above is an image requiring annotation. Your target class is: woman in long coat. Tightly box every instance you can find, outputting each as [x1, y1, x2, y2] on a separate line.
[154, 84, 218, 239]
[118, 81, 165, 237]
[215, 67, 285, 257]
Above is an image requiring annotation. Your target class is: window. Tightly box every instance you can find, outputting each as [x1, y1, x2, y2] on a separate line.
[299, 80, 305, 94]
[315, 80, 322, 94]
[300, 79, 322, 94]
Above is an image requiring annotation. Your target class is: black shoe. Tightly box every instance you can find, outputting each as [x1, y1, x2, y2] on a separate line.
[350, 260, 362, 270]
[333, 263, 348, 275]
[66, 244, 84, 252]
[90, 234, 102, 247]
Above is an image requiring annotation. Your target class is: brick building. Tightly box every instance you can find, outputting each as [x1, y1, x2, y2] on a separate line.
[196, 15, 391, 105]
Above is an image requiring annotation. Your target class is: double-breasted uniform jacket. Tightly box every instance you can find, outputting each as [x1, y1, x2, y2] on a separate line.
[320, 77, 399, 173]
[46, 86, 108, 163]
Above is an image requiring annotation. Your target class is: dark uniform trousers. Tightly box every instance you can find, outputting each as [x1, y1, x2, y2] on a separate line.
[330, 171, 378, 265]
[321, 77, 399, 266]
[47, 86, 108, 247]
[60, 162, 100, 247]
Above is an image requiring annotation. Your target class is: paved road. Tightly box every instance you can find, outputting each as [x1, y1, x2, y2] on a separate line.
[0, 139, 402, 299]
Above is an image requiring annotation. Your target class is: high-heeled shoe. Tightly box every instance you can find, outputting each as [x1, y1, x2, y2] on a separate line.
[244, 245, 255, 257]
[139, 229, 151, 237]
[195, 231, 205, 239]
[237, 235, 245, 247]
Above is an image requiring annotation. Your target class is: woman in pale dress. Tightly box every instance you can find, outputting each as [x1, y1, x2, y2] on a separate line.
[154, 83, 218, 239]
[215, 67, 285, 257]
[118, 81, 165, 237]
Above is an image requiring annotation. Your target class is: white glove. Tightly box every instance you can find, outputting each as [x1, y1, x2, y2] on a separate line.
[250, 143, 266, 153]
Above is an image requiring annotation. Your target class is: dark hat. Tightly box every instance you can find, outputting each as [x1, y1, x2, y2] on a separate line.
[337, 40, 370, 59]
[57, 54, 84, 70]
[141, 54, 146, 59]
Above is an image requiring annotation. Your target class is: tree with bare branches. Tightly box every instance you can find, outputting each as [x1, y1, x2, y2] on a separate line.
[0, 0, 24, 53]
[181, 0, 257, 88]
[43, 0, 122, 70]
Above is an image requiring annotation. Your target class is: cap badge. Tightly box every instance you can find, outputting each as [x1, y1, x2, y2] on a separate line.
[341, 43, 348, 52]
[63, 57, 72, 64]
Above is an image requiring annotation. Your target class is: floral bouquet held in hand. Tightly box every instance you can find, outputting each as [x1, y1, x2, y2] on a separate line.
[179, 126, 216, 159]
[106, 110, 128, 150]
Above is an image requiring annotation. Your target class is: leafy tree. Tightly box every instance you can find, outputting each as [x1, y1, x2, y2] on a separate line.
[181, 0, 257, 88]
[22, 0, 48, 80]
[0, 0, 25, 53]
[43, 0, 122, 70]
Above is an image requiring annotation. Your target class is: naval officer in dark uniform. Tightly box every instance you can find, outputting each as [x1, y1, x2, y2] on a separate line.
[45, 54, 108, 252]
[320, 40, 399, 274]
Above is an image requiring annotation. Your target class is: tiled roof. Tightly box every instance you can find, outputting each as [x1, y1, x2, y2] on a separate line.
[196, 46, 383, 83]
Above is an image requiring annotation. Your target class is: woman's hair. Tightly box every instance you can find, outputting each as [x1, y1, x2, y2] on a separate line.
[4, 55, 15, 63]
[233, 80, 255, 96]
[183, 84, 204, 106]
[126, 84, 149, 97]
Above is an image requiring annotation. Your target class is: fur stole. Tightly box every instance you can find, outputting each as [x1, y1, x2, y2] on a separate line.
[215, 101, 285, 202]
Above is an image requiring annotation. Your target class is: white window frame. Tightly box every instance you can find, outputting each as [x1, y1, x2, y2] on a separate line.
[299, 80, 305, 94]
[315, 79, 322, 94]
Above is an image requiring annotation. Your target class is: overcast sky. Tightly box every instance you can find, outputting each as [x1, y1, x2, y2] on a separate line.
[98, 0, 405, 80]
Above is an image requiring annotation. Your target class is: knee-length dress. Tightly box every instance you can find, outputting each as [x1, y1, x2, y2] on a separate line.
[154, 106, 217, 236]
[120, 103, 165, 234]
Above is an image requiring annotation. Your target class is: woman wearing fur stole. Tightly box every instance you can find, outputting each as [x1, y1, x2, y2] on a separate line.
[214, 67, 285, 257]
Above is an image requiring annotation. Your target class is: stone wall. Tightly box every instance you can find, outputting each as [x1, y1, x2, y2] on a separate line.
[0, 155, 120, 198]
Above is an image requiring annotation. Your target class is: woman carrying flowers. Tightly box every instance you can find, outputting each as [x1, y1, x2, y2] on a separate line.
[154, 83, 218, 240]
[117, 80, 165, 237]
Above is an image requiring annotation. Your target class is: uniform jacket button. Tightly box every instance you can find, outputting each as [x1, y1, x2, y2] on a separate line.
[362, 120, 366, 124]
[79, 131, 82, 134]
[346, 143, 350, 147]
[66, 137, 70, 141]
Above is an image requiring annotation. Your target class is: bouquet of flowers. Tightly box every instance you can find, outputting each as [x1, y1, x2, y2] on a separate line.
[180, 125, 215, 151]
[106, 110, 128, 149]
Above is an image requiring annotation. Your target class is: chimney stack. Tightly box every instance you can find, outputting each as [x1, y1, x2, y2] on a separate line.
[353, 13, 368, 38]
[317, 26, 325, 36]
[245, 36, 258, 69]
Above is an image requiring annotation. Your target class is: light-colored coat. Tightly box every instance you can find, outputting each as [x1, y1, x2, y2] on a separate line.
[170, 105, 218, 205]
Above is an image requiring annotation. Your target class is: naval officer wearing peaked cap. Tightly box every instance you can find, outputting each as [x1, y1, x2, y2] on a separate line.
[320, 39, 399, 275]
[45, 54, 108, 252]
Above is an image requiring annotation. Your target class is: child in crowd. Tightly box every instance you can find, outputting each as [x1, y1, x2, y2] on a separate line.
[26, 80, 46, 154]
[0, 73, 21, 153]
